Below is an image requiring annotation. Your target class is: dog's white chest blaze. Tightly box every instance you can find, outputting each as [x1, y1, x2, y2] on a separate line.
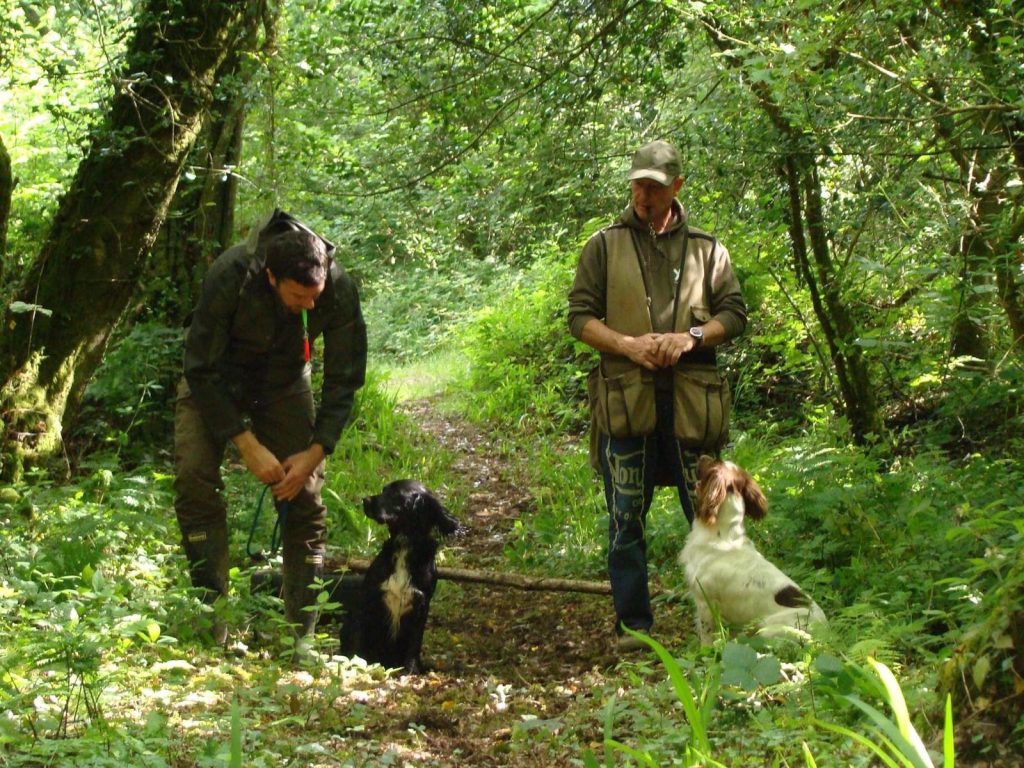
[380, 549, 417, 639]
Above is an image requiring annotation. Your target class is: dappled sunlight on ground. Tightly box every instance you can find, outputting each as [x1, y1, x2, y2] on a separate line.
[377, 351, 471, 403]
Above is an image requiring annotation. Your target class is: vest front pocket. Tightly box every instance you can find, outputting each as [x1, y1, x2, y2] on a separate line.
[673, 367, 731, 450]
[590, 365, 656, 438]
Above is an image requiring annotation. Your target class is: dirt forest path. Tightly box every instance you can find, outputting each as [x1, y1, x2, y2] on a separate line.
[356, 398, 690, 767]
[396, 397, 620, 679]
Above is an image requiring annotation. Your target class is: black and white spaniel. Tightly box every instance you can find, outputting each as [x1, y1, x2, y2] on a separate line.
[341, 480, 462, 673]
[679, 457, 826, 644]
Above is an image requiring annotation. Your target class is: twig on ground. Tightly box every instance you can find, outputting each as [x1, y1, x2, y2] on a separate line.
[329, 558, 613, 595]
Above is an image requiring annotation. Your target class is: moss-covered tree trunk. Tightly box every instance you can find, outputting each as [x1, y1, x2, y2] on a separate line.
[0, 0, 264, 480]
[147, 57, 251, 324]
[0, 133, 11, 289]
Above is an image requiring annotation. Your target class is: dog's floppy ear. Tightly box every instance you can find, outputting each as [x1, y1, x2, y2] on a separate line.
[362, 492, 389, 525]
[415, 490, 462, 536]
[741, 470, 768, 520]
[432, 498, 462, 537]
[696, 455, 717, 484]
[695, 457, 725, 523]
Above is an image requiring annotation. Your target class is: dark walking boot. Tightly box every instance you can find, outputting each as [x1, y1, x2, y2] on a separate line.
[182, 525, 230, 646]
[281, 542, 324, 658]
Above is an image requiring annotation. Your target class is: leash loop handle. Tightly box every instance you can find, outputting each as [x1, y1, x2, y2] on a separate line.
[246, 484, 290, 561]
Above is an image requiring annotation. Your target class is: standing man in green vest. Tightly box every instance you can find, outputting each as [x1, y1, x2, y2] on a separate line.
[567, 140, 747, 650]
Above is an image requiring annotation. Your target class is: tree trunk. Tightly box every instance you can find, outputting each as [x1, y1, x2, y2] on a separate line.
[950, 186, 998, 363]
[0, 0, 263, 480]
[968, 8, 1024, 353]
[779, 152, 883, 442]
[147, 54, 250, 324]
[705, 17, 884, 444]
[936, 2, 1024, 358]
[995, 210, 1024, 350]
[0, 133, 11, 289]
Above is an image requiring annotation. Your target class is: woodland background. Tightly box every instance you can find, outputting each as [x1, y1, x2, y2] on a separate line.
[0, 0, 1022, 765]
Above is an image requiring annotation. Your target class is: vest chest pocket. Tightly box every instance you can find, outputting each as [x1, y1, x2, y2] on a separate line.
[673, 368, 731, 450]
[588, 365, 656, 438]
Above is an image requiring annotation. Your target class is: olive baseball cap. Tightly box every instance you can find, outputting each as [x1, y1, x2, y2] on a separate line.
[627, 140, 682, 186]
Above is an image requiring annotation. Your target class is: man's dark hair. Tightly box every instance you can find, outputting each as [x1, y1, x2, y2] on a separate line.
[263, 230, 328, 287]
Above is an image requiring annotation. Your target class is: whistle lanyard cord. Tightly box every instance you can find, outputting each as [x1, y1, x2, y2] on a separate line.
[301, 308, 310, 362]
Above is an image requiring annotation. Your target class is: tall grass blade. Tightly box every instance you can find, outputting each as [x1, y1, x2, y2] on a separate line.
[813, 718, 904, 768]
[686, 746, 730, 768]
[605, 738, 660, 767]
[869, 658, 933, 768]
[621, 626, 711, 751]
[229, 698, 242, 768]
[943, 694, 955, 767]
[699, 656, 722, 728]
[802, 741, 819, 768]
[840, 695, 929, 768]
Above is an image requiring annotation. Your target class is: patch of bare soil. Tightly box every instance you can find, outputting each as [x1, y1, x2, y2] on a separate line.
[339, 398, 690, 767]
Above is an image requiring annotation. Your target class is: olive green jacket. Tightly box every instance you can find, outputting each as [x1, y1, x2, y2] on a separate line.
[568, 202, 747, 350]
[182, 231, 367, 455]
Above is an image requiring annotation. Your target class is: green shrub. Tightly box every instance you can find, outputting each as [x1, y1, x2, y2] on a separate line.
[938, 477, 1024, 745]
[75, 322, 185, 464]
[456, 239, 591, 437]
[929, 358, 1024, 451]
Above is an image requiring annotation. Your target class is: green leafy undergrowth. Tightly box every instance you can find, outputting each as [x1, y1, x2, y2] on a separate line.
[1, 466, 195, 761]
[0, 372, 466, 764]
[580, 629, 959, 767]
[814, 654, 956, 768]
[455, 238, 592, 438]
[75, 322, 185, 465]
[3, 352, 1022, 763]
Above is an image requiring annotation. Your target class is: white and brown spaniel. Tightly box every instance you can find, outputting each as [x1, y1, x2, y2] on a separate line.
[679, 456, 826, 644]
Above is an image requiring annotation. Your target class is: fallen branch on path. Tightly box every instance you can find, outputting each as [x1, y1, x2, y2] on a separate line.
[329, 559, 612, 595]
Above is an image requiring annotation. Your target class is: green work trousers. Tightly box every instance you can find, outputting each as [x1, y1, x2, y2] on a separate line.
[173, 378, 328, 589]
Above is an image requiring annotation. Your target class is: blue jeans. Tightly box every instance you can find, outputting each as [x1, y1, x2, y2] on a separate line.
[598, 390, 700, 634]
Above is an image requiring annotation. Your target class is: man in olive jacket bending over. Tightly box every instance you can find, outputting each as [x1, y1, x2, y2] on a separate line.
[567, 141, 747, 650]
[174, 210, 367, 648]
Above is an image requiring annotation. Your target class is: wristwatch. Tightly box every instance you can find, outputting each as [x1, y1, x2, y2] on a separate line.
[688, 326, 704, 347]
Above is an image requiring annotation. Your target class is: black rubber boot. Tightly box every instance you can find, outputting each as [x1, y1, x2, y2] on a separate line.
[281, 541, 324, 653]
[182, 525, 230, 646]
